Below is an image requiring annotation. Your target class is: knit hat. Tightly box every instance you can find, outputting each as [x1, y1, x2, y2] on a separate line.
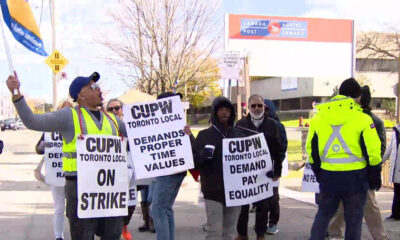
[360, 86, 371, 109]
[157, 92, 183, 100]
[338, 78, 361, 98]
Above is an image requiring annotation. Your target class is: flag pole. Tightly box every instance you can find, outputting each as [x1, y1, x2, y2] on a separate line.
[0, 9, 18, 95]
[50, 0, 57, 109]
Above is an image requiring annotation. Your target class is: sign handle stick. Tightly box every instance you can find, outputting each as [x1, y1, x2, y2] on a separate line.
[0, 11, 18, 95]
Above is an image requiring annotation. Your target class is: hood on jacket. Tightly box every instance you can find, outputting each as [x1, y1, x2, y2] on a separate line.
[316, 95, 362, 126]
[211, 96, 236, 127]
[264, 99, 277, 118]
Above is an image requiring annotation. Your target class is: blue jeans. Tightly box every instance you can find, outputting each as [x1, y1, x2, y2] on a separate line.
[148, 182, 155, 203]
[150, 174, 185, 240]
[310, 190, 367, 240]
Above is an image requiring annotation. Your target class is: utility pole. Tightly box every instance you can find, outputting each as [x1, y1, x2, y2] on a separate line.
[236, 79, 241, 120]
[51, 0, 57, 109]
[244, 55, 250, 109]
[396, 59, 400, 123]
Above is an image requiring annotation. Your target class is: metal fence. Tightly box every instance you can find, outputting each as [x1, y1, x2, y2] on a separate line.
[298, 128, 394, 189]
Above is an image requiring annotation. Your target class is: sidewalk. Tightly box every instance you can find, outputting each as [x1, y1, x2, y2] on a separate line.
[0, 130, 398, 239]
[280, 176, 400, 240]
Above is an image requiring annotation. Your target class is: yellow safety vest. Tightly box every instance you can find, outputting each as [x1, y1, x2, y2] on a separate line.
[306, 95, 381, 171]
[62, 107, 120, 172]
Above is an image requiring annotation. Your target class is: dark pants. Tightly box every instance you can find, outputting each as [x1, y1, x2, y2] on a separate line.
[237, 198, 269, 237]
[140, 186, 149, 203]
[310, 189, 367, 240]
[392, 183, 400, 219]
[123, 205, 136, 226]
[65, 179, 124, 240]
[268, 187, 280, 226]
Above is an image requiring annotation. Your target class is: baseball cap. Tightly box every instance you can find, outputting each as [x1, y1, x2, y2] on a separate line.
[69, 72, 100, 102]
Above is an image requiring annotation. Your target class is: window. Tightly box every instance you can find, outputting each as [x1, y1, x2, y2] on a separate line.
[356, 59, 397, 72]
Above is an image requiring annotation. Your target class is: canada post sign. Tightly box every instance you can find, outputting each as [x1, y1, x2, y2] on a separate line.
[240, 19, 308, 39]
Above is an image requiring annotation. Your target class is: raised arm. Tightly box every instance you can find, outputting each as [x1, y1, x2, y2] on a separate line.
[7, 74, 74, 139]
[13, 97, 72, 133]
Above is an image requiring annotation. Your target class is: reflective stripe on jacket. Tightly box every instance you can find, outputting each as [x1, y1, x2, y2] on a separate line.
[306, 95, 381, 171]
[62, 108, 119, 172]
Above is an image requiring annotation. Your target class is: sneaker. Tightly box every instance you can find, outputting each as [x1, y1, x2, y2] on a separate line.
[122, 225, 132, 240]
[138, 222, 149, 232]
[249, 205, 256, 213]
[266, 225, 279, 235]
[385, 216, 400, 221]
[201, 223, 207, 232]
[234, 235, 248, 240]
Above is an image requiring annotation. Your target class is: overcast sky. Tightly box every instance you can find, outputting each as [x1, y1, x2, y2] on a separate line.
[1, 0, 400, 103]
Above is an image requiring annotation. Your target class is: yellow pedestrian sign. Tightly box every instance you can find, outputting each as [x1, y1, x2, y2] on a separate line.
[45, 50, 69, 74]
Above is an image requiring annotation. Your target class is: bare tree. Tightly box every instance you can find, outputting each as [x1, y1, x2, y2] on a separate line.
[357, 31, 400, 122]
[101, 0, 222, 96]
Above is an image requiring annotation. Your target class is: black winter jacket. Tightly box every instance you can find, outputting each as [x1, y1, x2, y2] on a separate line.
[235, 114, 285, 177]
[365, 110, 386, 157]
[193, 96, 244, 204]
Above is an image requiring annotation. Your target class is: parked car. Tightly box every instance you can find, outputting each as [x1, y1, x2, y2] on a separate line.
[2, 119, 17, 131]
[16, 119, 25, 129]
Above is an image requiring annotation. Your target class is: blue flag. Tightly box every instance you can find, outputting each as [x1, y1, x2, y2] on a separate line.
[0, 0, 47, 56]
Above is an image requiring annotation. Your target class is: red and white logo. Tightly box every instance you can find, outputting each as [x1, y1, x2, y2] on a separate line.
[268, 22, 281, 34]
[60, 72, 68, 80]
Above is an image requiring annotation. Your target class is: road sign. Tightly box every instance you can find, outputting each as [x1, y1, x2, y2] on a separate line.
[45, 50, 69, 74]
[221, 51, 240, 80]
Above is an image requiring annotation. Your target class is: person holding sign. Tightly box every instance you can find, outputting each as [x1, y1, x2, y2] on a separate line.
[306, 78, 382, 240]
[6, 72, 128, 240]
[33, 99, 73, 240]
[193, 96, 245, 240]
[234, 95, 285, 240]
[149, 92, 195, 240]
[106, 98, 134, 240]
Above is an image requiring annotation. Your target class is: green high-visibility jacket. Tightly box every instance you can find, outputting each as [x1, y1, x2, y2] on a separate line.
[306, 95, 381, 171]
[62, 108, 119, 172]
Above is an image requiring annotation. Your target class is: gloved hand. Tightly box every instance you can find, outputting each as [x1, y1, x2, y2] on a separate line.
[266, 170, 274, 179]
[37, 141, 46, 151]
[368, 165, 382, 191]
[309, 163, 321, 183]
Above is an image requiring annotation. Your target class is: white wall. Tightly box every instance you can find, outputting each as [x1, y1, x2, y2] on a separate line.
[228, 39, 353, 79]
[359, 71, 398, 98]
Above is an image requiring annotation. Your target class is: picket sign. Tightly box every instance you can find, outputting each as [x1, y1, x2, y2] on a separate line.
[44, 132, 65, 187]
[223, 133, 273, 207]
[76, 135, 128, 218]
[123, 95, 194, 179]
[301, 163, 320, 193]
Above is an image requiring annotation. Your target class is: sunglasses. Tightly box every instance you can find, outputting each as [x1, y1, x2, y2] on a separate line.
[90, 82, 99, 90]
[250, 104, 264, 108]
[107, 106, 121, 111]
